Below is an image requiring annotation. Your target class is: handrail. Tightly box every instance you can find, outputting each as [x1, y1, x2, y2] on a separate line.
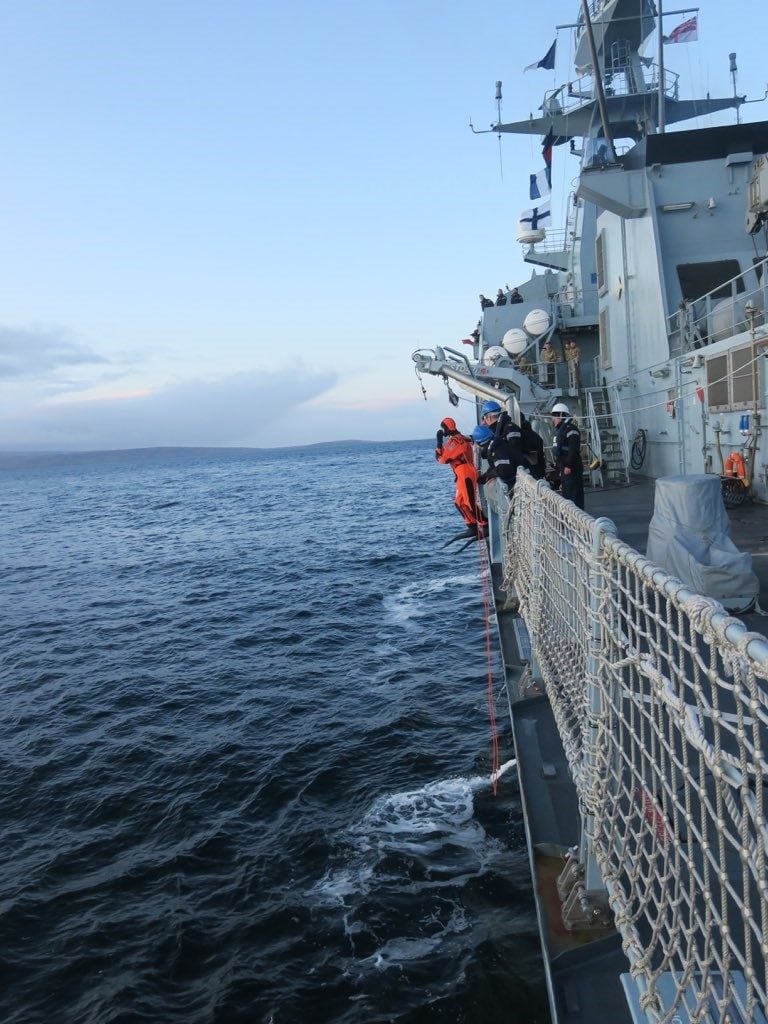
[543, 62, 679, 118]
[506, 473, 768, 1024]
[608, 386, 631, 480]
[667, 255, 768, 355]
[586, 391, 603, 488]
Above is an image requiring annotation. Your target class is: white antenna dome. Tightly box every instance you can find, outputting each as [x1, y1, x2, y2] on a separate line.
[517, 220, 546, 244]
[523, 309, 551, 337]
[501, 328, 528, 355]
[482, 346, 508, 366]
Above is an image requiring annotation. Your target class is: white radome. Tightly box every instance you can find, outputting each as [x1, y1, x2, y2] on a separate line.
[502, 328, 528, 356]
[523, 309, 551, 337]
[482, 346, 508, 366]
[517, 222, 546, 245]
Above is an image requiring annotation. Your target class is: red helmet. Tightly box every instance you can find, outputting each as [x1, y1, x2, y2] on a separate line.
[440, 417, 458, 433]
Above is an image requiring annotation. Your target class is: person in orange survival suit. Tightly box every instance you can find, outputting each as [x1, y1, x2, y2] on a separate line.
[435, 417, 488, 538]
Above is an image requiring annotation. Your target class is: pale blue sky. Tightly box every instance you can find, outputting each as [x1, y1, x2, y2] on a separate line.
[0, 0, 763, 449]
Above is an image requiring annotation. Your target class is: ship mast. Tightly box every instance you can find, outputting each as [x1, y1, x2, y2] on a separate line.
[579, 0, 616, 155]
[657, 0, 666, 132]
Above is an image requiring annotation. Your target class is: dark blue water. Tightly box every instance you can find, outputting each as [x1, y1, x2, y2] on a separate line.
[0, 442, 548, 1023]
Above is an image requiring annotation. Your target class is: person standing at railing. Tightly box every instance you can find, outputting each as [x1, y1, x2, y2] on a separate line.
[541, 340, 558, 387]
[551, 403, 584, 509]
[564, 339, 581, 391]
[475, 401, 529, 496]
[472, 424, 527, 497]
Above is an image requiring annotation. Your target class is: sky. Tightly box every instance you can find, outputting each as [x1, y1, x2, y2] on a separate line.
[0, 0, 764, 450]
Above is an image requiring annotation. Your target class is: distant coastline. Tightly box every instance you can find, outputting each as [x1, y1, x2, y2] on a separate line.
[0, 439, 429, 469]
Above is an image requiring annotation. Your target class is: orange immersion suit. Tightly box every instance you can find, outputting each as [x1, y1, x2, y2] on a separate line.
[436, 431, 487, 535]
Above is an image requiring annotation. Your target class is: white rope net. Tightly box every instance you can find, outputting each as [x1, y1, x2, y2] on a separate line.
[505, 472, 768, 1024]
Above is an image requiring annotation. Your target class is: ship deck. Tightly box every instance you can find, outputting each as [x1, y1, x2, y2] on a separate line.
[588, 476, 768, 633]
[497, 477, 768, 1024]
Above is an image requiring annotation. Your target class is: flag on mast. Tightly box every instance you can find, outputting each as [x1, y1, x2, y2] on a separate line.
[524, 39, 556, 72]
[541, 126, 554, 186]
[663, 15, 698, 43]
[519, 202, 551, 230]
[529, 168, 551, 201]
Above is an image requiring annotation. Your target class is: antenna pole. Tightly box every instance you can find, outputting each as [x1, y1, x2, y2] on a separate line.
[657, 0, 665, 133]
[730, 53, 740, 124]
[495, 81, 504, 179]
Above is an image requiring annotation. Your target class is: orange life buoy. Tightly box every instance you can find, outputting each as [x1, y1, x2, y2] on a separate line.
[724, 452, 747, 480]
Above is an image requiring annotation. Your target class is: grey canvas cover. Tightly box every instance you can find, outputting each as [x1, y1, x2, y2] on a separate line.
[646, 474, 758, 613]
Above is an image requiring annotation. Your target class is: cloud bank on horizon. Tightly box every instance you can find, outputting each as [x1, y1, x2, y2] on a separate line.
[0, 329, 444, 450]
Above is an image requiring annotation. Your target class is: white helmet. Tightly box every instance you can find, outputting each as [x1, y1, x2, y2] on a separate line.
[551, 402, 570, 415]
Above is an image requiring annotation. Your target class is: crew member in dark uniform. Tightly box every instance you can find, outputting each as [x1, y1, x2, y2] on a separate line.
[474, 401, 529, 496]
[551, 403, 584, 509]
[520, 414, 546, 480]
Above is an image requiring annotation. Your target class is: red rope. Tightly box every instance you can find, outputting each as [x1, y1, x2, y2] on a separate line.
[476, 526, 500, 794]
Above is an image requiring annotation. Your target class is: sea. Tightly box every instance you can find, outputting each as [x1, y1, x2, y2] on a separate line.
[0, 441, 549, 1024]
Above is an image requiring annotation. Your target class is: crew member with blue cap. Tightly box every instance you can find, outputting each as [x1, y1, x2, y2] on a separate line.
[476, 400, 527, 492]
[473, 418, 527, 494]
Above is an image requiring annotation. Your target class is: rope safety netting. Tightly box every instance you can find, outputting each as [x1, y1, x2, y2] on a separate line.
[504, 471, 768, 1024]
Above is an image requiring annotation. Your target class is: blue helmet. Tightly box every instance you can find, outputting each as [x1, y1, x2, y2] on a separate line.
[472, 425, 494, 446]
[480, 400, 502, 417]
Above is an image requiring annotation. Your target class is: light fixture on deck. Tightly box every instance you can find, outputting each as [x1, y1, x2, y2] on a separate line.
[660, 202, 695, 212]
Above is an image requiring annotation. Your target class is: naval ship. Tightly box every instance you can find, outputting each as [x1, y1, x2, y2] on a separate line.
[413, 2, 768, 1022]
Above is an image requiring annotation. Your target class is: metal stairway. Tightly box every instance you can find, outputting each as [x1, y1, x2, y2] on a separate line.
[585, 386, 631, 486]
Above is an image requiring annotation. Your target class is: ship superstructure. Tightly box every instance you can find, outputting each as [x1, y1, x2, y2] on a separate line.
[412, 4, 768, 1023]
[414, 0, 768, 497]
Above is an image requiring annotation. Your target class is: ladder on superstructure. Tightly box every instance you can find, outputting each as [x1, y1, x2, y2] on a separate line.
[585, 386, 631, 486]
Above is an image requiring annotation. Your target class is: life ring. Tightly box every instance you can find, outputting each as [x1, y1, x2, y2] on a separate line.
[723, 452, 747, 480]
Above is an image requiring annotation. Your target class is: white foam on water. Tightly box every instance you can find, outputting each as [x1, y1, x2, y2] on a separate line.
[360, 935, 443, 970]
[382, 573, 481, 624]
[309, 763, 516, 907]
[358, 904, 470, 971]
[308, 864, 375, 905]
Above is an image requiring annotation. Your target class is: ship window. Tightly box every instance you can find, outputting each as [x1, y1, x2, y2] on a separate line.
[706, 345, 757, 411]
[677, 260, 743, 302]
[599, 308, 611, 368]
[596, 231, 606, 295]
[731, 346, 755, 409]
[706, 354, 729, 410]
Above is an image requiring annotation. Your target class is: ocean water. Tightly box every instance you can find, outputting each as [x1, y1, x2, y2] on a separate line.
[0, 441, 548, 1024]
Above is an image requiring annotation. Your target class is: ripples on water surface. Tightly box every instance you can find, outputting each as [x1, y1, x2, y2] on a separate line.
[0, 442, 548, 1023]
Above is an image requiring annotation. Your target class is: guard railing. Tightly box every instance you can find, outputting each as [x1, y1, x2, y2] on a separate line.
[504, 471, 768, 1024]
